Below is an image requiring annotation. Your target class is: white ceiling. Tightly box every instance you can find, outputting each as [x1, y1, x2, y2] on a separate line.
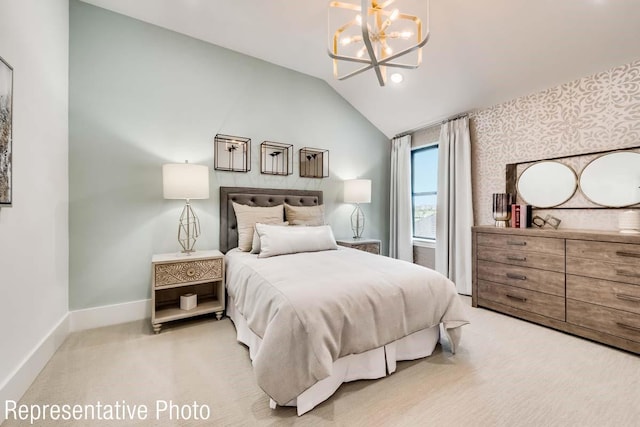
[79, 0, 640, 137]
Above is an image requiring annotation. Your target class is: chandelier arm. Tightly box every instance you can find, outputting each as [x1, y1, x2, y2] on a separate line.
[378, 0, 397, 9]
[376, 31, 430, 65]
[327, 50, 375, 65]
[336, 63, 378, 80]
[329, 1, 361, 12]
[361, 0, 385, 86]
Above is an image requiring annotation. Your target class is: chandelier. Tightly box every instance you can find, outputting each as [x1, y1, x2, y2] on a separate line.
[328, 0, 430, 86]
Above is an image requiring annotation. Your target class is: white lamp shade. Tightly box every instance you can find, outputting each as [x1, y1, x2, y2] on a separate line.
[162, 163, 210, 200]
[344, 179, 371, 203]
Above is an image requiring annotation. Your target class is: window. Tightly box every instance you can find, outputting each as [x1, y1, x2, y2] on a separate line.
[411, 145, 438, 240]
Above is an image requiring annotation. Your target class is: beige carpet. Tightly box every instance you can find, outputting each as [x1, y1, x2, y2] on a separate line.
[3, 297, 639, 426]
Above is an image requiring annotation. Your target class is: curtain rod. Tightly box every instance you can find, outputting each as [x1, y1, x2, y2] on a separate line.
[393, 110, 474, 139]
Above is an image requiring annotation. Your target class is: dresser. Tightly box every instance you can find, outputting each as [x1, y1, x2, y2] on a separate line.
[472, 226, 640, 354]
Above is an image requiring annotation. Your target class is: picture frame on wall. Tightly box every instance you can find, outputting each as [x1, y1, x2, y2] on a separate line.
[0, 55, 13, 207]
[261, 141, 293, 175]
[299, 147, 329, 178]
[214, 134, 251, 173]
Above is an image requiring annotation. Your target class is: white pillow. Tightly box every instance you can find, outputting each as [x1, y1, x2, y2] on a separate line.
[250, 222, 288, 254]
[232, 202, 284, 251]
[256, 223, 338, 258]
[284, 203, 325, 226]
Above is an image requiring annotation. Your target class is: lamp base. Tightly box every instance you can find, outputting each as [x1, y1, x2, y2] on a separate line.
[351, 204, 365, 238]
[178, 201, 201, 253]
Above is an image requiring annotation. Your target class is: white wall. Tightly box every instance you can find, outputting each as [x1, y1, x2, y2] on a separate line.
[0, 0, 69, 421]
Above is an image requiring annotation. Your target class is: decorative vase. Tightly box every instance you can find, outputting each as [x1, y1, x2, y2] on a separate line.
[493, 193, 513, 227]
[618, 210, 640, 234]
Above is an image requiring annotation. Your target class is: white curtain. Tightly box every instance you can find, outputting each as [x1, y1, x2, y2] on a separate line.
[389, 135, 413, 262]
[435, 117, 474, 295]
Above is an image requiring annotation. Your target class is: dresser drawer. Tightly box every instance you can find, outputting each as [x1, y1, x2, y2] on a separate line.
[478, 281, 565, 321]
[477, 260, 565, 296]
[154, 257, 223, 287]
[477, 233, 564, 255]
[567, 239, 640, 266]
[567, 275, 640, 315]
[566, 257, 640, 286]
[567, 299, 640, 344]
[477, 247, 565, 273]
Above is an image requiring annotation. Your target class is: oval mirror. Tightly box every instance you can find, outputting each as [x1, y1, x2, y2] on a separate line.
[579, 151, 640, 207]
[518, 161, 577, 208]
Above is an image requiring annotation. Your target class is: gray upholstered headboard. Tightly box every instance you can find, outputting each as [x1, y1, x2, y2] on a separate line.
[219, 187, 323, 253]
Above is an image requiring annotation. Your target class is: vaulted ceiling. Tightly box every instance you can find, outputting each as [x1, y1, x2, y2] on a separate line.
[79, 0, 640, 137]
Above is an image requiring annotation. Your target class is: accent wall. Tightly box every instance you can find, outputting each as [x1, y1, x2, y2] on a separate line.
[471, 58, 640, 229]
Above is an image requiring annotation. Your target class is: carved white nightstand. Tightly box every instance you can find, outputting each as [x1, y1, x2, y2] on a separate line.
[151, 250, 225, 334]
[336, 238, 381, 255]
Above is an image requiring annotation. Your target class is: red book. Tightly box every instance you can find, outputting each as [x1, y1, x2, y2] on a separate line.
[511, 204, 521, 228]
[514, 204, 521, 228]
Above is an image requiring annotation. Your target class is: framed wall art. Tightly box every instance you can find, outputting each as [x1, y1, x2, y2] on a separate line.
[299, 147, 329, 178]
[214, 134, 251, 173]
[0, 55, 13, 207]
[261, 141, 293, 175]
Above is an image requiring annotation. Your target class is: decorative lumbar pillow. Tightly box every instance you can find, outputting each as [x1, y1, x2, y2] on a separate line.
[250, 222, 288, 254]
[284, 203, 325, 226]
[232, 202, 284, 251]
[256, 223, 338, 258]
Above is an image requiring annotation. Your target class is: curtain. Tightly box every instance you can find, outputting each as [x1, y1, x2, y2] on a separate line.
[389, 135, 413, 262]
[435, 117, 474, 295]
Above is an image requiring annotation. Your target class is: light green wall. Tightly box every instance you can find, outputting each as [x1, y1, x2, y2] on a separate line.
[69, 1, 390, 310]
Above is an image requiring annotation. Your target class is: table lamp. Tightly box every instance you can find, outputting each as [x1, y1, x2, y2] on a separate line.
[344, 179, 371, 238]
[162, 161, 210, 253]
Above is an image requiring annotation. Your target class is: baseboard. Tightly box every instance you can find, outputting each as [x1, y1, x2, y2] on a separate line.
[0, 313, 70, 424]
[70, 299, 151, 332]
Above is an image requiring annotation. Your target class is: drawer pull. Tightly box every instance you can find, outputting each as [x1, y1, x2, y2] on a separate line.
[507, 240, 527, 246]
[615, 251, 640, 259]
[506, 273, 527, 280]
[506, 256, 527, 262]
[506, 294, 527, 303]
[616, 293, 640, 303]
[615, 270, 640, 279]
[616, 322, 640, 333]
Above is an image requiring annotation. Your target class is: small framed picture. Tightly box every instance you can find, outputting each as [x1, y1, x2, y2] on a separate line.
[214, 134, 251, 173]
[0, 55, 13, 207]
[299, 147, 329, 178]
[261, 141, 293, 176]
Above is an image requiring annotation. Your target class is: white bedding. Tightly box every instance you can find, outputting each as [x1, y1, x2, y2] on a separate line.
[225, 247, 469, 406]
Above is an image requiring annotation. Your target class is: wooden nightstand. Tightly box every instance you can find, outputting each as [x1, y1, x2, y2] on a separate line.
[336, 238, 381, 255]
[151, 250, 225, 334]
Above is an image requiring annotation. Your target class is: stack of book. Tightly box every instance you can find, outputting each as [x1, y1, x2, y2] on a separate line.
[511, 204, 532, 228]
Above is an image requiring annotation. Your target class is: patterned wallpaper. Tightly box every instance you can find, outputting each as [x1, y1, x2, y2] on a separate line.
[470, 58, 640, 230]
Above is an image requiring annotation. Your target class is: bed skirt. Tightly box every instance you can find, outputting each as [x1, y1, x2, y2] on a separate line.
[227, 295, 441, 415]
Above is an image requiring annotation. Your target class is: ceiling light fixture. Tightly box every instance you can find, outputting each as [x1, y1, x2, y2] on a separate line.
[328, 0, 430, 86]
[390, 73, 403, 83]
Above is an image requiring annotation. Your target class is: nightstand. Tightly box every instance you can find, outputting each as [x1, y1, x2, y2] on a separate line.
[336, 238, 381, 255]
[151, 250, 225, 334]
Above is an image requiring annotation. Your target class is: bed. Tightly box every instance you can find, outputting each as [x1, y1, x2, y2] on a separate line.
[220, 187, 469, 415]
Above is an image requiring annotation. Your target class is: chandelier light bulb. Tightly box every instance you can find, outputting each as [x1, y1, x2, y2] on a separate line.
[390, 9, 400, 21]
[356, 46, 366, 58]
[355, 14, 362, 25]
[384, 45, 393, 55]
[341, 37, 352, 46]
[401, 31, 413, 39]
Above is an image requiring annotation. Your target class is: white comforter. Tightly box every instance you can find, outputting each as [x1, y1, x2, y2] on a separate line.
[225, 247, 469, 405]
